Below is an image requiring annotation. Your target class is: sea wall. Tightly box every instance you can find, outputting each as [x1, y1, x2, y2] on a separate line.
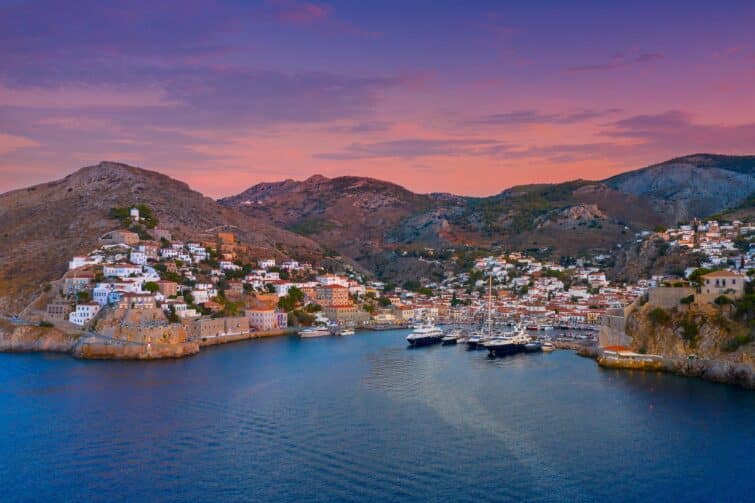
[72, 338, 200, 360]
[197, 328, 293, 347]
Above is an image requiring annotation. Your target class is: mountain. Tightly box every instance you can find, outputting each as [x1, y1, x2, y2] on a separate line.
[604, 154, 755, 222]
[0, 162, 325, 314]
[221, 154, 755, 279]
[219, 174, 434, 259]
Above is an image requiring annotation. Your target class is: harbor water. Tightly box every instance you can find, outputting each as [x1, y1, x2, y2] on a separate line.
[1, 329, 753, 502]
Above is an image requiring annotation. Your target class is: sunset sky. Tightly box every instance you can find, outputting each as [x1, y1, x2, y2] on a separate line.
[0, 0, 753, 197]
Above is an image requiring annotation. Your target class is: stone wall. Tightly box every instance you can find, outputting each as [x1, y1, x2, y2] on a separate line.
[647, 287, 695, 309]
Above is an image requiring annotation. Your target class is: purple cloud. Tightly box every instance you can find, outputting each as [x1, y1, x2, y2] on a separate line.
[602, 110, 755, 152]
[315, 138, 503, 160]
[565, 52, 664, 73]
[470, 109, 623, 126]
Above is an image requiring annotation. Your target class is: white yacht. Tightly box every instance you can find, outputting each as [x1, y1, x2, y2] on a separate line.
[406, 322, 444, 346]
[299, 326, 332, 338]
[339, 328, 355, 336]
[485, 325, 530, 357]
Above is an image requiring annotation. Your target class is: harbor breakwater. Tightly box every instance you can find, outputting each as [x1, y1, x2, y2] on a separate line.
[0, 321, 296, 360]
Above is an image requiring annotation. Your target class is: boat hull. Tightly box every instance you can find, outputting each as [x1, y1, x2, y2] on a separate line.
[524, 343, 542, 353]
[487, 343, 526, 357]
[407, 336, 443, 347]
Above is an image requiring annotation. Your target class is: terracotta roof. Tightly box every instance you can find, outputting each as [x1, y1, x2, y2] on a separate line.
[702, 270, 744, 278]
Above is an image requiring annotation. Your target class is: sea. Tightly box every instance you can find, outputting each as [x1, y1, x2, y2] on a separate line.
[1, 329, 753, 502]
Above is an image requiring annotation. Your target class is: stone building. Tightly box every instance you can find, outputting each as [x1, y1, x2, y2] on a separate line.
[699, 271, 746, 303]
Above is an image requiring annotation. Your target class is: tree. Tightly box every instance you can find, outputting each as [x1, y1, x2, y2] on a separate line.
[688, 268, 713, 286]
[278, 287, 304, 312]
[166, 305, 180, 323]
[402, 279, 421, 292]
[76, 291, 90, 302]
[378, 296, 391, 307]
[143, 281, 159, 293]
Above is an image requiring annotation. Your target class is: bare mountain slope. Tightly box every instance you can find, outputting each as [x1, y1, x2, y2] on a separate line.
[604, 154, 755, 222]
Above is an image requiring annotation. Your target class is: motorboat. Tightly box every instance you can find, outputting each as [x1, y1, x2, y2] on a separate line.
[299, 326, 332, 338]
[406, 322, 444, 346]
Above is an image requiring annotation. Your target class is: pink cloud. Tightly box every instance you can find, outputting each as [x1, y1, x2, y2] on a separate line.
[267, 0, 330, 25]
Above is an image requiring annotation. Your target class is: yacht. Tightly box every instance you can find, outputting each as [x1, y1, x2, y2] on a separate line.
[299, 326, 332, 338]
[524, 340, 543, 353]
[339, 328, 355, 336]
[442, 329, 462, 345]
[542, 341, 555, 352]
[406, 322, 444, 346]
[486, 326, 529, 357]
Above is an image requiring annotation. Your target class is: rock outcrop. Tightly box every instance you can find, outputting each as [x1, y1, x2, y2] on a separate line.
[0, 322, 80, 353]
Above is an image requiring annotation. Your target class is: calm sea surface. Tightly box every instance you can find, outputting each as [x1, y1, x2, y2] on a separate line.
[1, 329, 753, 502]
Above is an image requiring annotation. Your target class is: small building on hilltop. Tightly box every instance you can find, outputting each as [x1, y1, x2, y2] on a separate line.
[699, 271, 747, 303]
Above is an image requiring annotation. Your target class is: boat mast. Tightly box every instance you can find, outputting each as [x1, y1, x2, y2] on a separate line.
[487, 275, 492, 338]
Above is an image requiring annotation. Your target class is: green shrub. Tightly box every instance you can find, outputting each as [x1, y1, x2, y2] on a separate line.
[714, 295, 733, 306]
[648, 307, 670, 325]
[723, 334, 754, 352]
[679, 318, 699, 342]
[680, 295, 694, 305]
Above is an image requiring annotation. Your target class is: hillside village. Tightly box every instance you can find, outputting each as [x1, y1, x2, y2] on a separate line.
[17, 203, 751, 361]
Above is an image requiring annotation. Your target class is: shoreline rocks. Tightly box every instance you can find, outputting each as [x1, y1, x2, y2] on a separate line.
[593, 351, 754, 390]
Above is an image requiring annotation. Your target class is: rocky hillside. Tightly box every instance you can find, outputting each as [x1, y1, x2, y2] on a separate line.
[219, 174, 433, 259]
[604, 154, 755, 222]
[0, 162, 325, 314]
[221, 154, 754, 279]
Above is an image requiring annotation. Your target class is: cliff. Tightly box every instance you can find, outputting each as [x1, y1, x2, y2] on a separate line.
[0, 321, 80, 353]
[597, 301, 755, 389]
[626, 303, 753, 364]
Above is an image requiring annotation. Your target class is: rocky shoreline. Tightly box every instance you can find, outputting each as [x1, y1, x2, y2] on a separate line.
[575, 345, 755, 390]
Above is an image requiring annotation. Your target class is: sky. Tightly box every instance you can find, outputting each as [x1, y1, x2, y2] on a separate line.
[0, 0, 753, 197]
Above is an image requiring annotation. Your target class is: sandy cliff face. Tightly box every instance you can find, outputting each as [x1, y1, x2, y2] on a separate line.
[0, 322, 80, 353]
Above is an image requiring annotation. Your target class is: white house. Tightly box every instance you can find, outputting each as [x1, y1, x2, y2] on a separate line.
[130, 250, 147, 266]
[258, 259, 276, 269]
[246, 308, 278, 331]
[68, 256, 102, 270]
[68, 303, 100, 325]
[103, 263, 142, 278]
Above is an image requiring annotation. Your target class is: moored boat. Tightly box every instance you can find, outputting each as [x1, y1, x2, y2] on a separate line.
[406, 322, 444, 346]
[524, 341, 542, 353]
[442, 329, 461, 345]
[486, 327, 529, 357]
[339, 328, 355, 336]
[542, 341, 555, 352]
[299, 326, 332, 338]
